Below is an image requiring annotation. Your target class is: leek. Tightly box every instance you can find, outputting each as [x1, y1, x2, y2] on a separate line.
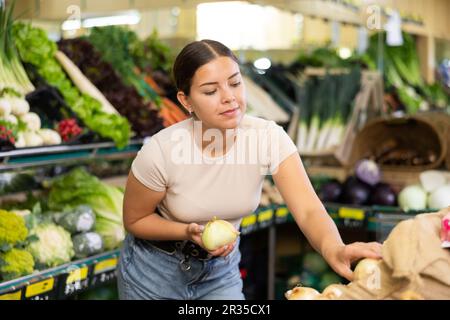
[0, 1, 34, 95]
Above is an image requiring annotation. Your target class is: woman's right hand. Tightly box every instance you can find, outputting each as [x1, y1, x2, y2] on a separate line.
[186, 223, 236, 257]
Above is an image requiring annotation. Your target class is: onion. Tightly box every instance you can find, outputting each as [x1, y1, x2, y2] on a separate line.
[201, 217, 240, 251]
[0, 98, 12, 116]
[284, 289, 293, 300]
[427, 184, 450, 209]
[3, 114, 18, 125]
[286, 286, 320, 300]
[419, 170, 447, 193]
[355, 159, 381, 186]
[322, 284, 345, 299]
[399, 290, 424, 300]
[353, 258, 381, 281]
[398, 185, 427, 211]
[21, 112, 42, 131]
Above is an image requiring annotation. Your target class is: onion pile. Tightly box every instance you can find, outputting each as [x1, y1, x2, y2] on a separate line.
[285, 258, 384, 300]
[322, 284, 345, 299]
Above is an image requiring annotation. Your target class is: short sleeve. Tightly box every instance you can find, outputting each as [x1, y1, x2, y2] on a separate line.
[268, 121, 298, 174]
[131, 137, 168, 192]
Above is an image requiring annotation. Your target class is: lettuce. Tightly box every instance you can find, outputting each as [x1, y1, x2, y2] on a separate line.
[48, 168, 125, 250]
[12, 22, 131, 148]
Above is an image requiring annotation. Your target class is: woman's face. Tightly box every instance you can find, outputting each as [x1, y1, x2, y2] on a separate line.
[178, 56, 246, 130]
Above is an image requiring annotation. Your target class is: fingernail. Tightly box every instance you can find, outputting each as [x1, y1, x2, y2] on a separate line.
[224, 245, 228, 250]
[198, 225, 204, 232]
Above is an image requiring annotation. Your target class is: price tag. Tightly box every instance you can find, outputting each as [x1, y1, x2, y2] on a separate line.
[338, 207, 365, 221]
[240, 214, 257, 228]
[343, 219, 364, 228]
[58, 266, 90, 297]
[0, 290, 22, 300]
[25, 278, 54, 299]
[94, 258, 118, 275]
[90, 270, 117, 288]
[66, 266, 89, 284]
[90, 258, 118, 288]
[258, 209, 273, 229]
[275, 206, 289, 218]
[258, 209, 273, 223]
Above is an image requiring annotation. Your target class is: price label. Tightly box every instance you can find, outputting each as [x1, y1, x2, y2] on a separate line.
[0, 290, 22, 300]
[90, 270, 117, 287]
[258, 209, 273, 223]
[58, 266, 90, 297]
[25, 278, 54, 299]
[240, 214, 257, 228]
[62, 278, 90, 296]
[275, 206, 289, 218]
[338, 207, 365, 221]
[343, 219, 364, 228]
[94, 258, 118, 275]
[258, 209, 273, 229]
[66, 266, 89, 284]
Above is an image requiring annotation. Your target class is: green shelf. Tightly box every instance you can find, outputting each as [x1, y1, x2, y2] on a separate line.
[0, 139, 144, 171]
[0, 249, 121, 300]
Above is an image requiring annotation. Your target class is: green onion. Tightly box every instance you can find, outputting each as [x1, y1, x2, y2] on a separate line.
[0, 1, 34, 95]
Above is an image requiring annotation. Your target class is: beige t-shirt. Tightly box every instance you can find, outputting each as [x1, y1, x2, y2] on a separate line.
[131, 114, 297, 228]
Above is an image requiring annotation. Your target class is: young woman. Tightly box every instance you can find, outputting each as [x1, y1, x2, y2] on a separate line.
[117, 39, 382, 300]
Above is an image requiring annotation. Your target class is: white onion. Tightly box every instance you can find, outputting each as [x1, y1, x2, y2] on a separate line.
[286, 287, 320, 300]
[419, 170, 447, 193]
[428, 184, 450, 209]
[38, 129, 62, 145]
[399, 290, 424, 300]
[21, 112, 41, 131]
[23, 131, 44, 147]
[14, 132, 26, 148]
[201, 217, 240, 251]
[3, 114, 18, 125]
[0, 98, 12, 116]
[284, 289, 293, 300]
[398, 185, 427, 211]
[353, 258, 381, 281]
[322, 284, 345, 299]
[10, 98, 30, 116]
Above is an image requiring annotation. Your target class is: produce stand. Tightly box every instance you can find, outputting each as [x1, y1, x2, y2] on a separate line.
[0, 249, 120, 300]
[1, 0, 449, 302]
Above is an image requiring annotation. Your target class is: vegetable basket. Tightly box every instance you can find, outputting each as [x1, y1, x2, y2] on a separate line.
[347, 112, 448, 172]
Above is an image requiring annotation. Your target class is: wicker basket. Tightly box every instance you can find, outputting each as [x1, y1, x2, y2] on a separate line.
[348, 113, 448, 171]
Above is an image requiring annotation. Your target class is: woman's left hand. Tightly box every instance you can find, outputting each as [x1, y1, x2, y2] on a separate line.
[324, 242, 383, 281]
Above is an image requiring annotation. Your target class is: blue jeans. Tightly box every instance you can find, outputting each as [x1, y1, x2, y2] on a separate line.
[117, 234, 245, 300]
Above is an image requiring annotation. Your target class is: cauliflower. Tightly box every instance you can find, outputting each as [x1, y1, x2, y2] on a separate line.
[26, 223, 75, 268]
[0, 248, 35, 281]
[0, 210, 28, 247]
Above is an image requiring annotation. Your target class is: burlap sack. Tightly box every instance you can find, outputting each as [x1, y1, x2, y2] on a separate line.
[338, 207, 450, 300]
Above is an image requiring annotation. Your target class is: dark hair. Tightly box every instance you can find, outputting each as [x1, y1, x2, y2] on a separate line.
[172, 39, 239, 96]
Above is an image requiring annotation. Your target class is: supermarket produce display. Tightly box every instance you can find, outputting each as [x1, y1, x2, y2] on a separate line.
[285, 207, 450, 300]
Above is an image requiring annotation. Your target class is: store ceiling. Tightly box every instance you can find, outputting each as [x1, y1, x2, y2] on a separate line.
[10, 0, 363, 24]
